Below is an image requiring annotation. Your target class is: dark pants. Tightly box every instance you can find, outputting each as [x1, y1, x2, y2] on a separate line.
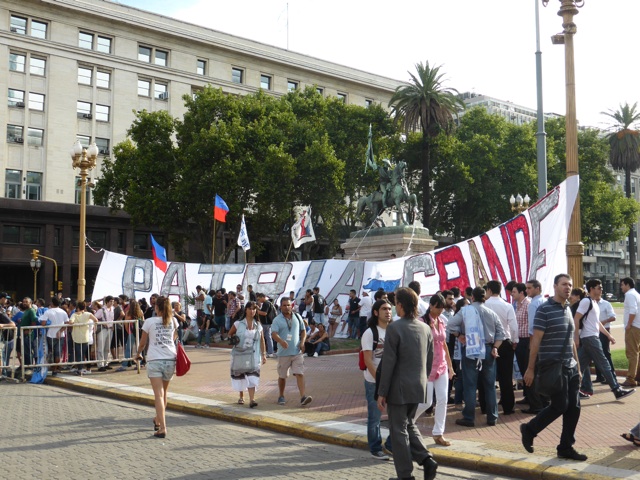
[496, 340, 515, 414]
[462, 345, 497, 423]
[387, 402, 432, 479]
[595, 329, 615, 379]
[515, 337, 545, 411]
[358, 316, 367, 338]
[526, 365, 581, 451]
[74, 342, 89, 363]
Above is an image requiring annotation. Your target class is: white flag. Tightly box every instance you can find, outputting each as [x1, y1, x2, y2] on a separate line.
[291, 206, 316, 248]
[237, 214, 250, 251]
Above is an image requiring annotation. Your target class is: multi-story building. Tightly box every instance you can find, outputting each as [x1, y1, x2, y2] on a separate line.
[0, 0, 403, 299]
[459, 91, 561, 126]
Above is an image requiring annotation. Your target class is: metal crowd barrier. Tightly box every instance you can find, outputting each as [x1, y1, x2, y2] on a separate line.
[0, 326, 19, 382]
[18, 319, 140, 381]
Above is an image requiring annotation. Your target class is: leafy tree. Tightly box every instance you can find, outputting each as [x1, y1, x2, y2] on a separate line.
[388, 61, 464, 229]
[601, 102, 640, 278]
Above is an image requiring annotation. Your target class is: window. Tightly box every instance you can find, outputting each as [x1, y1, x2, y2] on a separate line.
[138, 45, 168, 66]
[96, 70, 110, 89]
[138, 46, 151, 63]
[154, 83, 168, 100]
[155, 50, 168, 66]
[31, 21, 47, 39]
[287, 80, 298, 92]
[54, 228, 61, 247]
[88, 230, 107, 249]
[197, 59, 206, 75]
[95, 138, 110, 155]
[9, 52, 26, 72]
[8, 89, 25, 108]
[29, 93, 44, 111]
[5, 169, 21, 199]
[365, 99, 373, 108]
[7, 125, 23, 143]
[27, 128, 43, 147]
[23, 227, 41, 245]
[138, 79, 150, 96]
[78, 66, 92, 85]
[2, 226, 20, 244]
[77, 101, 92, 118]
[96, 36, 112, 54]
[79, 31, 93, 49]
[231, 67, 243, 84]
[95, 104, 110, 122]
[316, 87, 324, 95]
[26, 171, 42, 200]
[30, 57, 46, 76]
[337, 93, 347, 103]
[76, 135, 90, 148]
[74, 176, 90, 205]
[117, 231, 126, 249]
[260, 74, 272, 90]
[134, 233, 150, 250]
[10, 15, 27, 35]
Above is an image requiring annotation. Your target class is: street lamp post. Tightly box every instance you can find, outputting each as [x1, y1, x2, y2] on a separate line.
[70, 141, 98, 302]
[510, 193, 531, 214]
[29, 257, 41, 300]
[546, 0, 584, 287]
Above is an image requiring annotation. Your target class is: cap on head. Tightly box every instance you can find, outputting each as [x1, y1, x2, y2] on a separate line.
[0, 292, 8, 299]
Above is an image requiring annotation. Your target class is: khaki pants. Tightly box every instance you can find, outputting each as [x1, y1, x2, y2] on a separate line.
[625, 326, 640, 382]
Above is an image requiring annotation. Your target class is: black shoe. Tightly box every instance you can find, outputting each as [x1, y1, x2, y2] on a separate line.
[594, 376, 605, 383]
[447, 396, 455, 405]
[98, 367, 107, 372]
[105, 366, 113, 370]
[614, 387, 636, 400]
[515, 398, 529, 405]
[487, 420, 497, 426]
[422, 456, 438, 480]
[557, 447, 587, 461]
[455, 418, 475, 427]
[502, 410, 515, 415]
[520, 424, 534, 453]
[579, 390, 591, 399]
[520, 408, 541, 415]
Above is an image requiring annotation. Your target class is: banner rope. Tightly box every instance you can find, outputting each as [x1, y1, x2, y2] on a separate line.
[349, 217, 379, 260]
[85, 237, 105, 254]
[402, 208, 419, 257]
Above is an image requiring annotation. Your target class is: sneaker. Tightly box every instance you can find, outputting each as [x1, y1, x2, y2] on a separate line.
[382, 445, 393, 456]
[313, 352, 318, 358]
[622, 380, 638, 387]
[98, 367, 107, 372]
[557, 447, 588, 461]
[203, 344, 210, 349]
[70, 368, 78, 374]
[370, 451, 389, 461]
[278, 396, 286, 405]
[578, 390, 591, 399]
[80, 369, 91, 375]
[614, 387, 636, 400]
[300, 395, 313, 406]
[105, 366, 113, 370]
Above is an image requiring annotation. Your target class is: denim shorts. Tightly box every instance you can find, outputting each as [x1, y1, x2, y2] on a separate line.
[147, 359, 176, 381]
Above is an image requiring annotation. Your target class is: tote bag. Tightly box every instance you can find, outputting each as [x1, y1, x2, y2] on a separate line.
[176, 341, 191, 376]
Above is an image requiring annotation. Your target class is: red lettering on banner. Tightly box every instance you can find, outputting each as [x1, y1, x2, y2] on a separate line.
[435, 246, 470, 292]
[503, 215, 531, 282]
[480, 233, 512, 286]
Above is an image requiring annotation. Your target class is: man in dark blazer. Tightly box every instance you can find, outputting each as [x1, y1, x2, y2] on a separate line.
[377, 287, 437, 480]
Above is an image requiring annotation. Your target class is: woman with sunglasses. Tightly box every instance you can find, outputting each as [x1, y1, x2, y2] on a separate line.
[228, 301, 267, 408]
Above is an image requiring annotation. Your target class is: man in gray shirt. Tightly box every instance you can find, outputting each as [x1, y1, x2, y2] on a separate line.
[448, 286, 505, 427]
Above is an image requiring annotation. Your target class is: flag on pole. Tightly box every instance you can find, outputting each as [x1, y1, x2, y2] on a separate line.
[214, 194, 229, 222]
[237, 214, 251, 251]
[364, 124, 374, 173]
[291, 206, 316, 248]
[150, 234, 168, 273]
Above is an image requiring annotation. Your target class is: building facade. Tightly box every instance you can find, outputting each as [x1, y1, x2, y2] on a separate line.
[0, 0, 403, 300]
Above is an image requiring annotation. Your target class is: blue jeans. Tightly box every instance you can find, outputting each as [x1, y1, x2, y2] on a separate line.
[461, 345, 497, 423]
[453, 359, 464, 404]
[578, 335, 619, 393]
[262, 324, 273, 355]
[364, 380, 392, 453]
[2, 340, 14, 374]
[121, 334, 133, 367]
[315, 342, 330, 355]
[348, 317, 359, 339]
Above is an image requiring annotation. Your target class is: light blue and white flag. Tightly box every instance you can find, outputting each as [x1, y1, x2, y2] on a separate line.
[237, 214, 250, 252]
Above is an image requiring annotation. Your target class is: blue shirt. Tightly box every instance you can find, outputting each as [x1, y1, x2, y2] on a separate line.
[528, 295, 545, 336]
[533, 297, 576, 367]
[596, 299, 615, 330]
[271, 312, 305, 356]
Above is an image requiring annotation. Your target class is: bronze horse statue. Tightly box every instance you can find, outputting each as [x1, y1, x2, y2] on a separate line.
[356, 160, 418, 226]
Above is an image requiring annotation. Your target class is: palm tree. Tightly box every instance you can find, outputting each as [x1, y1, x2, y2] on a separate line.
[602, 102, 640, 279]
[389, 61, 464, 229]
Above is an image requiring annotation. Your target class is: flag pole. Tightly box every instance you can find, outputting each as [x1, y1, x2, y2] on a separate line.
[212, 217, 217, 265]
[284, 240, 293, 262]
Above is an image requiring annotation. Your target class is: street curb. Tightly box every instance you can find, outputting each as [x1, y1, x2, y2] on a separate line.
[43, 376, 624, 480]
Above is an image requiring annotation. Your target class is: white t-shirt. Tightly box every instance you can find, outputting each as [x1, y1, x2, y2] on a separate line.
[359, 296, 373, 319]
[576, 297, 600, 338]
[40, 307, 68, 338]
[361, 325, 386, 383]
[142, 316, 178, 361]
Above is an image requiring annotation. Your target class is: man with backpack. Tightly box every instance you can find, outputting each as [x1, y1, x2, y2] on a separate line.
[361, 299, 393, 461]
[312, 287, 327, 327]
[257, 293, 276, 357]
[448, 286, 506, 427]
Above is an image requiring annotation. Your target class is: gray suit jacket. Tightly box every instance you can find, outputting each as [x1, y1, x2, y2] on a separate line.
[377, 317, 433, 405]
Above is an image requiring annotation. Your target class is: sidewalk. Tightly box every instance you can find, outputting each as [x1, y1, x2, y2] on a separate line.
[45, 346, 640, 480]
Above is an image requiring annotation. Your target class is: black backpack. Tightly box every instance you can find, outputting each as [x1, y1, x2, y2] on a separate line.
[572, 297, 593, 330]
[266, 302, 277, 322]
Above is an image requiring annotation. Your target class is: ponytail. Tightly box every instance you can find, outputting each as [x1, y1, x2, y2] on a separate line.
[156, 296, 172, 327]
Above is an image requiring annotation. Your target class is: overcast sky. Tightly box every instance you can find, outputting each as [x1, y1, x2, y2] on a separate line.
[116, 0, 639, 128]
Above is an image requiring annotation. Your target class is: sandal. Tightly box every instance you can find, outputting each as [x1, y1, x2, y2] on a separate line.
[250, 401, 258, 408]
[237, 398, 245, 405]
[153, 419, 160, 432]
[621, 433, 635, 443]
[433, 435, 451, 447]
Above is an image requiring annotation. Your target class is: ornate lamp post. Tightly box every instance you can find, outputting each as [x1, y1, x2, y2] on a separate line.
[545, 0, 584, 286]
[510, 193, 531, 214]
[70, 141, 98, 302]
[29, 256, 41, 300]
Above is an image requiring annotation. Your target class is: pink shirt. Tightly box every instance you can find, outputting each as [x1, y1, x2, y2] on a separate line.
[428, 314, 448, 381]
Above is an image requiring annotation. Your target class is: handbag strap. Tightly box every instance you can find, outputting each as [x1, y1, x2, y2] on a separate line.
[557, 312, 572, 359]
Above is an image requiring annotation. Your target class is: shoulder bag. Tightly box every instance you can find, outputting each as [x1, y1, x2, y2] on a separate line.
[176, 340, 191, 376]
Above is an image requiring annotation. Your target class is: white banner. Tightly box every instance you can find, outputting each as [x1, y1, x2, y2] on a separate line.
[93, 177, 579, 311]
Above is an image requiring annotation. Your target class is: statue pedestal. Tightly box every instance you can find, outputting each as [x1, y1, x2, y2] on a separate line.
[340, 226, 438, 261]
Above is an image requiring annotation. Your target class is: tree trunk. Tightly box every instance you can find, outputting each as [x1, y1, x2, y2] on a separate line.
[421, 137, 431, 230]
[627, 169, 637, 279]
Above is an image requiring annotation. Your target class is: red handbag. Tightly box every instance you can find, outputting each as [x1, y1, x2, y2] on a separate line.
[176, 342, 191, 376]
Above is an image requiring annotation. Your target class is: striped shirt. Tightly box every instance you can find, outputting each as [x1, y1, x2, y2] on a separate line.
[533, 297, 576, 367]
[515, 296, 530, 339]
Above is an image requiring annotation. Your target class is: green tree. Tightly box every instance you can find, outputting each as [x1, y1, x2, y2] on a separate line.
[388, 61, 464, 229]
[602, 102, 640, 278]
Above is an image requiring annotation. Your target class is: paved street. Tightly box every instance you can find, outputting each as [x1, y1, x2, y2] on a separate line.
[1, 383, 519, 480]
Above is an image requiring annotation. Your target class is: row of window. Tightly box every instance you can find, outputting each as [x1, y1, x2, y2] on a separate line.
[77, 136, 110, 155]
[77, 102, 110, 122]
[6, 125, 43, 146]
[9, 52, 46, 75]
[8, 89, 44, 111]
[78, 66, 111, 89]
[5, 170, 42, 200]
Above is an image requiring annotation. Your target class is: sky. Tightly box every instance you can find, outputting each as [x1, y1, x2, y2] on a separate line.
[115, 0, 639, 128]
